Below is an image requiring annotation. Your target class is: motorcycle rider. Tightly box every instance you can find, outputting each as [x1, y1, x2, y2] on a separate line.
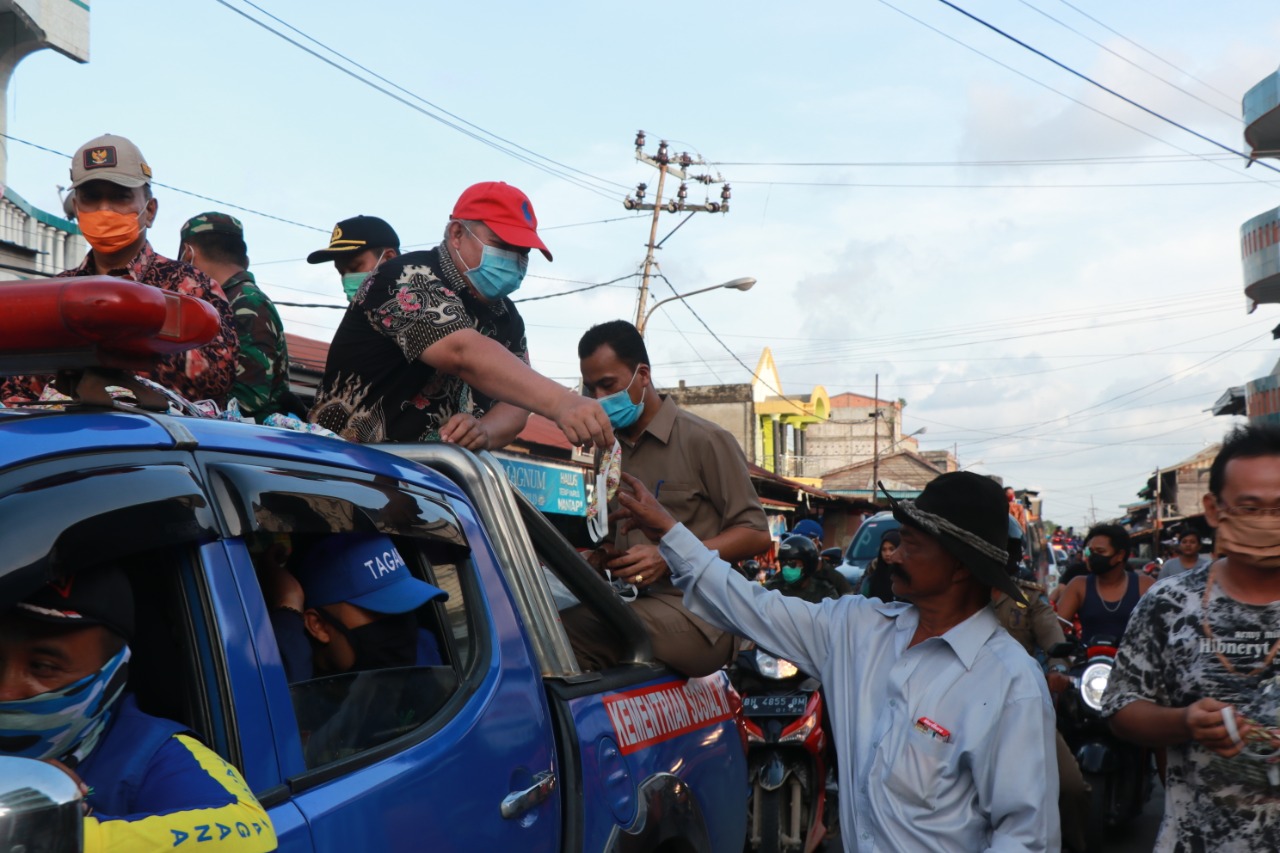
[790, 520, 854, 596]
[1054, 524, 1154, 643]
[767, 535, 843, 604]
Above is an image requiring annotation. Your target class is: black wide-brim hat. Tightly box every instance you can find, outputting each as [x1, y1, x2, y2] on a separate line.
[881, 472, 1026, 605]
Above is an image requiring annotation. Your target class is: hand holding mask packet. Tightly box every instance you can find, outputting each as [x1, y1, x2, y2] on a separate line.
[586, 440, 621, 544]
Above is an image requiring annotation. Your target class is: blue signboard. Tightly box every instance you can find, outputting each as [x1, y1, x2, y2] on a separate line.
[497, 455, 587, 516]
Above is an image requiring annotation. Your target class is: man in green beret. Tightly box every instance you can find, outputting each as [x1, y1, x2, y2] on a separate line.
[179, 212, 292, 421]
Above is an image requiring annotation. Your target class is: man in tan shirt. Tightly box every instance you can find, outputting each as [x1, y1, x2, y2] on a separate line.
[566, 320, 771, 676]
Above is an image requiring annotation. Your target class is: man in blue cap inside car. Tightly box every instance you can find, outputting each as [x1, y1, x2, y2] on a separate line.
[0, 566, 277, 851]
[265, 532, 448, 682]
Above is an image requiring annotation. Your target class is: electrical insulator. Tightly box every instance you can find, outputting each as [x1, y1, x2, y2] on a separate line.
[721, 184, 732, 201]
[666, 200, 680, 213]
[623, 197, 636, 210]
[657, 140, 669, 164]
[705, 202, 720, 213]
[677, 183, 688, 201]
[635, 131, 647, 150]
[679, 152, 692, 169]
[635, 183, 647, 202]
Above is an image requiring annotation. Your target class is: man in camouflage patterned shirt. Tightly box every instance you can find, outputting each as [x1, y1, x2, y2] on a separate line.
[0, 134, 237, 406]
[1104, 424, 1280, 852]
[179, 212, 290, 420]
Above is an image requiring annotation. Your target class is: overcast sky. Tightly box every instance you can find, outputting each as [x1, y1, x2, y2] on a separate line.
[9, 0, 1280, 528]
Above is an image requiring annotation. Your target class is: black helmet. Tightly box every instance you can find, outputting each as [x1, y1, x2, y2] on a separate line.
[743, 559, 761, 574]
[778, 534, 819, 578]
[820, 547, 842, 568]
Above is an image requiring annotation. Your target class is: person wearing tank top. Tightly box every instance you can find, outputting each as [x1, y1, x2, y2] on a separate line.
[1055, 523, 1154, 643]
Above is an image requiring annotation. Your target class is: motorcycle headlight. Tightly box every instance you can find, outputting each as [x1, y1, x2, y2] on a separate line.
[757, 651, 799, 680]
[1079, 661, 1111, 712]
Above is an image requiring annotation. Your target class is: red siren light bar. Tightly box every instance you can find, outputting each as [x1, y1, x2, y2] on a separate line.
[0, 276, 219, 374]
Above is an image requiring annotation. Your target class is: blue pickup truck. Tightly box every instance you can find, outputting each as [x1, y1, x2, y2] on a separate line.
[0, 280, 748, 852]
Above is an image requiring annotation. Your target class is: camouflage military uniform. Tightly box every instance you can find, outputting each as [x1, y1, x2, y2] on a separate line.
[222, 270, 289, 420]
[180, 213, 289, 421]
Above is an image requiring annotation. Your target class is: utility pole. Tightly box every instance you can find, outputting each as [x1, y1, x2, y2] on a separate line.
[871, 373, 881, 499]
[623, 131, 731, 327]
[1089, 495, 1098, 526]
[1153, 468, 1162, 537]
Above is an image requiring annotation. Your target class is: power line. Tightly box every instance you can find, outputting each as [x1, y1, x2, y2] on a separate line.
[1, 132, 329, 232]
[652, 271, 812, 418]
[215, 0, 621, 201]
[929, 0, 1280, 175]
[1051, 0, 1239, 103]
[874, 0, 1276, 190]
[713, 153, 1238, 167]
[1014, 0, 1239, 122]
[513, 273, 640, 303]
[736, 178, 1280, 189]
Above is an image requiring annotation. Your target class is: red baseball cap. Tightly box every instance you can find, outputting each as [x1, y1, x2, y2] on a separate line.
[451, 181, 552, 261]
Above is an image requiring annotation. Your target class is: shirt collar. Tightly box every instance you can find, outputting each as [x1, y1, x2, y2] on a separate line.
[634, 394, 677, 445]
[221, 269, 254, 295]
[71, 240, 157, 279]
[939, 606, 1001, 670]
[876, 601, 1000, 671]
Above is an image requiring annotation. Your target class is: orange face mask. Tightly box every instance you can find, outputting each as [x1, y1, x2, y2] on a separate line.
[78, 208, 145, 254]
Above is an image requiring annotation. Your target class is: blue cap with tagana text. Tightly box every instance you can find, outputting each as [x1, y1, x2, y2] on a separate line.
[297, 533, 448, 613]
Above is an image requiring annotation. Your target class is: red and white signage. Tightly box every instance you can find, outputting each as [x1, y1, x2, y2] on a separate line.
[603, 676, 734, 755]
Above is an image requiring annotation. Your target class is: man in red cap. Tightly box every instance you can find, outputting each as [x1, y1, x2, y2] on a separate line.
[309, 181, 613, 450]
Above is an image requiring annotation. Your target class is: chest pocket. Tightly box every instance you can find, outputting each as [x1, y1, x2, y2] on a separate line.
[656, 482, 699, 522]
[883, 726, 958, 810]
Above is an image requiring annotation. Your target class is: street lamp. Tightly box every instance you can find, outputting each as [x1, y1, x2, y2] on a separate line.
[637, 277, 756, 335]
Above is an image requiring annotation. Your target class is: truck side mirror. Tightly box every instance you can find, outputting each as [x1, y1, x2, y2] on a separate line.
[0, 756, 83, 853]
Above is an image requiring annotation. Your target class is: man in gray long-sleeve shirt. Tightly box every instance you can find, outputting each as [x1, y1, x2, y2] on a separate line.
[616, 470, 1060, 852]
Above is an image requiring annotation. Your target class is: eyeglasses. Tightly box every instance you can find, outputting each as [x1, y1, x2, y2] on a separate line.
[1217, 501, 1280, 518]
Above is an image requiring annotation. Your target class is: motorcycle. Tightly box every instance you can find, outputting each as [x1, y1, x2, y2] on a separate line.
[729, 644, 833, 853]
[1050, 634, 1155, 852]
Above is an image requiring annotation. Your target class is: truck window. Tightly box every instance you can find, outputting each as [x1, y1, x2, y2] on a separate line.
[248, 531, 481, 771]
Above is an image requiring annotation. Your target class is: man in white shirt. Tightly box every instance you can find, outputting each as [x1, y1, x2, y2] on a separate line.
[615, 470, 1060, 852]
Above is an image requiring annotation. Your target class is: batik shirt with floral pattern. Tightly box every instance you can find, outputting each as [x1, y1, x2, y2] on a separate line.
[1102, 564, 1280, 852]
[0, 242, 238, 405]
[308, 245, 529, 443]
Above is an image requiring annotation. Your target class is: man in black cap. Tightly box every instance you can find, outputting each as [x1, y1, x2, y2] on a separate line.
[614, 470, 1060, 851]
[0, 567, 276, 850]
[307, 215, 402, 303]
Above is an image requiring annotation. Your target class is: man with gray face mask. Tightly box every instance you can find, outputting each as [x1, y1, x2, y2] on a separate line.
[309, 181, 612, 451]
[0, 567, 276, 850]
[1104, 424, 1280, 851]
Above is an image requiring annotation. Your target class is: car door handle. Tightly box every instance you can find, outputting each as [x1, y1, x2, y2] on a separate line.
[500, 769, 556, 820]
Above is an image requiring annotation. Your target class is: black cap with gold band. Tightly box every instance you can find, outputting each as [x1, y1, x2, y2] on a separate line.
[306, 215, 400, 264]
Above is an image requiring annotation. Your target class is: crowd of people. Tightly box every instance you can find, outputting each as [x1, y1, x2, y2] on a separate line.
[2, 132, 1278, 851]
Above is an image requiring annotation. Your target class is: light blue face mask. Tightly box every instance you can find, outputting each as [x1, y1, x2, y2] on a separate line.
[598, 368, 645, 429]
[461, 224, 528, 300]
[341, 251, 389, 303]
[0, 644, 131, 764]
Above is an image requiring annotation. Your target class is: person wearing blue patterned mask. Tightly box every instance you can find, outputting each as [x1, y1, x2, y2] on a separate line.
[0, 567, 276, 851]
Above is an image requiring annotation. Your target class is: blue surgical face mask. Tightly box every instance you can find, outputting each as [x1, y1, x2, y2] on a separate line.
[0, 644, 131, 764]
[598, 368, 645, 430]
[781, 565, 804, 584]
[460, 224, 528, 300]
